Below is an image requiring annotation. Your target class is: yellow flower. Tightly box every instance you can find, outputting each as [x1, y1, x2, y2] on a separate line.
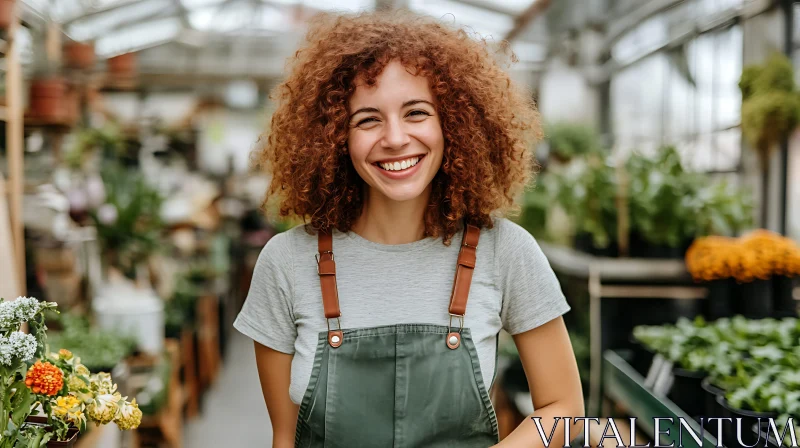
[86, 392, 121, 425]
[58, 349, 73, 361]
[75, 364, 89, 376]
[114, 398, 143, 430]
[52, 395, 86, 426]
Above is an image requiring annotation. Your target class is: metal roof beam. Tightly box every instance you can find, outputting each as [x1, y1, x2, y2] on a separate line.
[504, 0, 551, 42]
[62, 0, 152, 25]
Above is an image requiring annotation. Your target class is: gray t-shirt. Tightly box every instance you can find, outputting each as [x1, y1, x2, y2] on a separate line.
[234, 217, 570, 405]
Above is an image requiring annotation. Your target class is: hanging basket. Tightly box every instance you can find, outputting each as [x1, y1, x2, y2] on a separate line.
[0, 0, 16, 30]
[64, 41, 96, 70]
[28, 78, 69, 124]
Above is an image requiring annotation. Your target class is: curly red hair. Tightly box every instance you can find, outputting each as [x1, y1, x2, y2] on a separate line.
[255, 10, 541, 245]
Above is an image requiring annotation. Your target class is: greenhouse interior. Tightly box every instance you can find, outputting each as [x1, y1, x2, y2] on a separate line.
[0, 0, 799, 447]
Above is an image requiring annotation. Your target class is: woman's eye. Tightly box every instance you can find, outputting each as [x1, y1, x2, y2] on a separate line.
[356, 117, 379, 126]
[408, 110, 430, 118]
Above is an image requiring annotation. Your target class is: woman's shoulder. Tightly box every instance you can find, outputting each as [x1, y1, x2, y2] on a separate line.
[257, 224, 313, 259]
[483, 217, 538, 249]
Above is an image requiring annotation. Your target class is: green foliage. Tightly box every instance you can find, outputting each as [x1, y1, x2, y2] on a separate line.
[47, 313, 137, 373]
[0, 299, 58, 448]
[64, 125, 127, 171]
[545, 122, 601, 161]
[164, 276, 202, 337]
[694, 179, 754, 237]
[741, 91, 800, 154]
[91, 166, 164, 276]
[633, 316, 800, 418]
[739, 53, 800, 157]
[627, 147, 704, 247]
[553, 154, 618, 248]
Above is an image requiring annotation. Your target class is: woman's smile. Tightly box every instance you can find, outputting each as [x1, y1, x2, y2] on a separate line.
[373, 154, 426, 179]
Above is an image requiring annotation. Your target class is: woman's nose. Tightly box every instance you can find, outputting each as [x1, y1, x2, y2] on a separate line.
[380, 118, 411, 150]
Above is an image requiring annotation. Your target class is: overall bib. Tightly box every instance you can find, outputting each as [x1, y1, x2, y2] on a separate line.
[294, 224, 499, 448]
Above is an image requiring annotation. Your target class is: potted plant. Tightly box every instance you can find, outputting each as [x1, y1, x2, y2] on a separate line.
[28, 78, 68, 125]
[633, 317, 718, 418]
[626, 147, 702, 259]
[685, 236, 740, 318]
[0, 297, 142, 447]
[89, 165, 164, 281]
[739, 53, 800, 227]
[687, 230, 799, 318]
[543, 122, 601, 165]
[63, 41, 95, 71]
[555, 155, 619, 257]
[46, 314, 136, 374]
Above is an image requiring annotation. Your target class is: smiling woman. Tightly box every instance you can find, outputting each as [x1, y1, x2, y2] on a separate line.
[347, 61, 445, 204]
[237, 9, 584, 448]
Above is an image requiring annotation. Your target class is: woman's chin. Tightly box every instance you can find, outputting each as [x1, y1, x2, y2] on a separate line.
[373, 184, 429, 204]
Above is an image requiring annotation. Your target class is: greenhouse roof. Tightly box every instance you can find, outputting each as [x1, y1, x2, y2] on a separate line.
[20, 0, 550, 79]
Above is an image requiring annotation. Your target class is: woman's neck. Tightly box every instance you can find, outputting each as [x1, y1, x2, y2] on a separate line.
[350, 188, 431, 245]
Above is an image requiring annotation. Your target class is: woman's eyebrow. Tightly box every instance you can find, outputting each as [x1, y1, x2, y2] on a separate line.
[349, 107, 380, 120]
[402, 99, 435, 108]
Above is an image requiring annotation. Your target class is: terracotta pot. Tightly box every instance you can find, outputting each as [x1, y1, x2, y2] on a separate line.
[64, 41, 95, 69]
[0, 0, 16, 30]
[24, 416, 79, 447]
[107, 52, 136, 77]
[28, 78, 68, 123]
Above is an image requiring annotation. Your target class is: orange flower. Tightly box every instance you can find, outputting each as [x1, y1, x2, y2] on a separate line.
[687, 230, 800, 282]
[25, 361, 64, 396]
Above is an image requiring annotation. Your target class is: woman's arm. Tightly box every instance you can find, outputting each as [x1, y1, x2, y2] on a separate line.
[493, 317, 585, 448]
[254, 342, 299, 448]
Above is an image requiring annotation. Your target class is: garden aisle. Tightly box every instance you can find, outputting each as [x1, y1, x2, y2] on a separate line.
[183, 331, 272, 447]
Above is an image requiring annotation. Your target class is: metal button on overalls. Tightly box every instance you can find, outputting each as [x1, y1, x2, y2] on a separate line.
[294, 223, 499, 447]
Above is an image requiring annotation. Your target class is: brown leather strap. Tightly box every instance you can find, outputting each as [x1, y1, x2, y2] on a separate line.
[448, 223, 480, 316]
[317, 230, 341, 319]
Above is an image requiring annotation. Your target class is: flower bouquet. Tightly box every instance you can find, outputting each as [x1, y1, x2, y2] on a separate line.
[0, 297, 141, 448]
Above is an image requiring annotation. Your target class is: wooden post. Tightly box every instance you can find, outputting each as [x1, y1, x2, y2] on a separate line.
[6, 6, 25, 294]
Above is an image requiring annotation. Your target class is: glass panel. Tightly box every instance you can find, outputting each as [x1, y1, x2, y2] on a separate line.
[95, 17, 182, 56]
[611, 54, 667, 152]
[665, 47, 695, 140]
[611, 15, 669, 66]
[695, 0, 742, 16]
[67, 0, 170, 41]
[410, 0, 515, 39]
[714, 25, 742, 129]
[712, 128, 741, 171]
[689, 33, 715, 135]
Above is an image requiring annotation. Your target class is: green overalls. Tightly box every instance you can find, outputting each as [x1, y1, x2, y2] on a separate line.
[294, 224, 499, 447]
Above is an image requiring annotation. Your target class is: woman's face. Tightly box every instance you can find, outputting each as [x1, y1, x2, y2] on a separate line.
[347, 60, 444, 204]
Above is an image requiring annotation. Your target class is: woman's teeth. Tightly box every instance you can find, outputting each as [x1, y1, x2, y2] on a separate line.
[378, 156, 420, 171]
